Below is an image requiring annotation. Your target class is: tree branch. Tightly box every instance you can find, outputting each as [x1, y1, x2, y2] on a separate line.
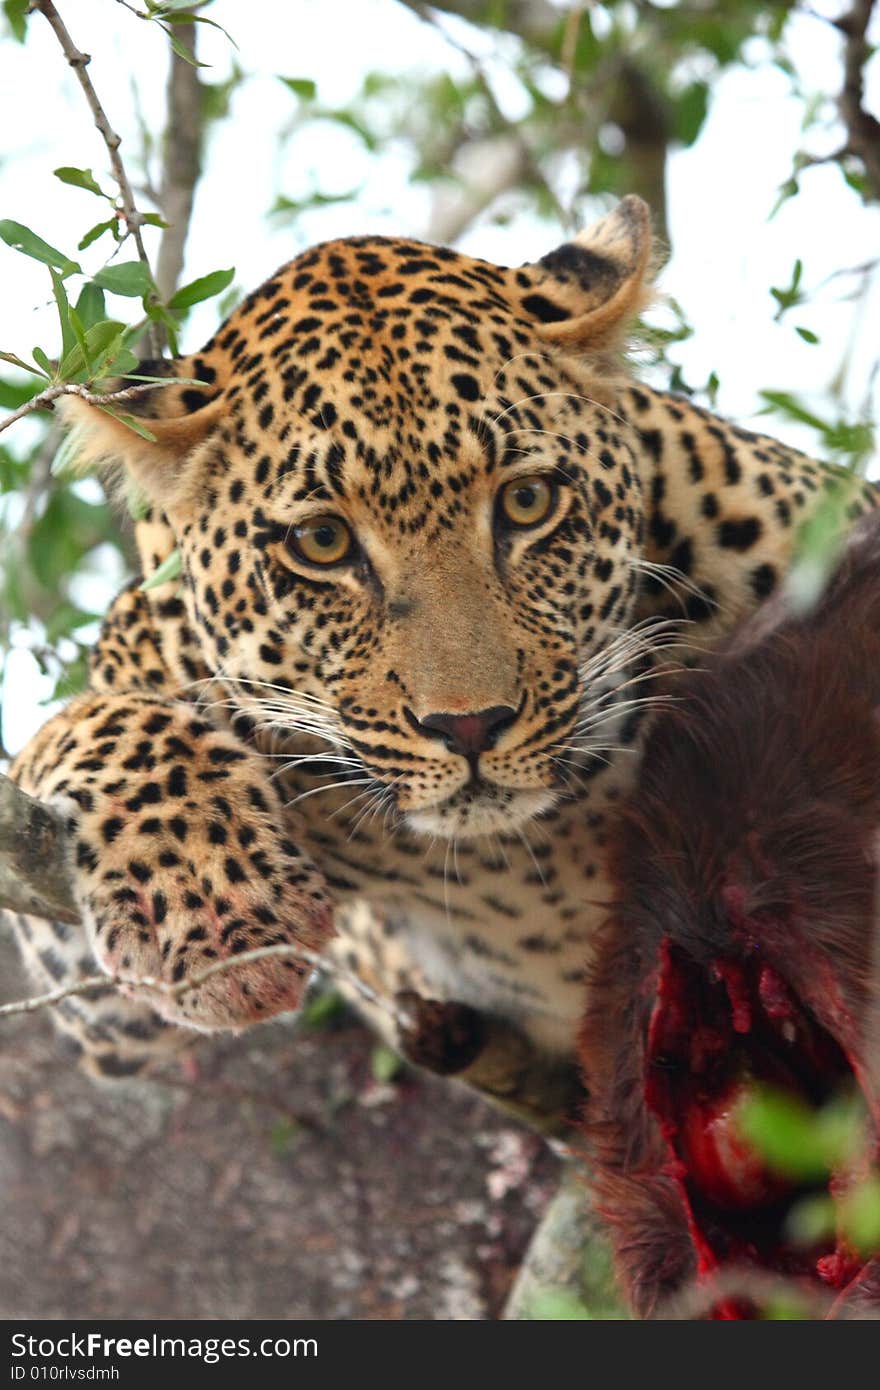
[154, 19, 204, 304]
[0, 378, 173, 436]
[424, 137, 530, 245]
[837, 0, 880, 202]
[0, 938, 332, 1019]
[0, 774, 78, 925]
[33, 0, 163, 358]
[400, 0, 670, 245]
[503, 1161, 626, 1319]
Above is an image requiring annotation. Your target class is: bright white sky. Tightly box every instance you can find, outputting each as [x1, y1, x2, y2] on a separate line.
[1, 0, 879, 753]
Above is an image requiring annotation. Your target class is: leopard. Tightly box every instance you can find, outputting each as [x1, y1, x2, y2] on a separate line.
[5, 195, 875, 1126]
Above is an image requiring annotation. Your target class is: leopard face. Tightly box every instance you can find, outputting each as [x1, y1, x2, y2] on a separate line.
[70, 199, 653, 839]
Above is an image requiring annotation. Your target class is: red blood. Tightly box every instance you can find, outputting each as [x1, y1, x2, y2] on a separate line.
[680, 1079, 790, 1210]
[759, 966, 795, 1021]
[816, 1251, 861, 1289]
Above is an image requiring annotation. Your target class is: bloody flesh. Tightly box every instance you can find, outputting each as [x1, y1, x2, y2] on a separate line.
[644, 939, 867, 1316]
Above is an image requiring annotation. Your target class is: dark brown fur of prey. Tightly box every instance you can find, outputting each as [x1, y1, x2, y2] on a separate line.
[579, 511, 880, 1318]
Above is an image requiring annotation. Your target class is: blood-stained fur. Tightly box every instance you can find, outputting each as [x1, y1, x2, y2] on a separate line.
[580, 513, 880, 1318]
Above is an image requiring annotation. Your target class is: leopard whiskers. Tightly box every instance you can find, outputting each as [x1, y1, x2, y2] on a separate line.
[344, 776, 404, 841]
[626, 554, 732, 620]
[546, 617, 687, 779]
[283, 776, 376, 811]
[206, 677, 353, 756]
[579, 615, 689, 686]
[268, 751, 363, 783]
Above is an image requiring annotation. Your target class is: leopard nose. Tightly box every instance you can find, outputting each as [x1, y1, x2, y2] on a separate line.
[408, 705, 519, 758]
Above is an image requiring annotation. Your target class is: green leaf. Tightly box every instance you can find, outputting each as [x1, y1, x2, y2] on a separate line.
[843, 167, 868, 196]
[74, 283, 107, 332]
[300, 987, 344, 1028]
[125, 482, 153, 521]
[141, 212, 170, 230]
[673, 82, 710, 147]
[0, 375, 43, 408]
[0, 219, 80, 275]
[279, 76, 317, 100]
[838, 1174, 880, 1254]
[78, 218, 118, 251]
[769, 259, 805, 318]
[139, 547, 182, 591]
[761, 1296, 810, 1321]
[0, 442, 26, 491]
[67, 307, 90, 368]
[168, 266, 235, 311]
[527, 1290, 593, 1320]
[738, 1086, 866, 1182]
[29, 489, 116, 591]
[49, 268, 77, 363]
[769, 177, 799, 220]
[3, 0, 29, 43]
[370, 1043, 403, 1084]
[32, 346, 55, 378]
[758, 389, 826, 432]
[50, 649, 90, 703]
[201, 61, 245, 124]
[54, 166, 111, 199]
[795, 325, 819, 344]
[108, 347, 140, 378]
[161, 23, 208, 66]
[58, 320, 126, 380]
[144, 301, 180, 357]
[84, 322, 129, 377]
[822, 420, 874, 463]
[0, 349, 48, 378]
[51, 424, 87, 478]
[45, 600, 100, 644]
[784, 1192, 835, 1248]
[270, 189, 362, 219]
[93, 261, 155, 298]
[269, 1118, 301, 1156]
[99, 406, 157, 443]
[163, 9, 237, 46]
[786, 477, 860, 611]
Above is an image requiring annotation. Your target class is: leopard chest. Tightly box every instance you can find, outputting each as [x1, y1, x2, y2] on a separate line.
[297, 765, 627, 1055]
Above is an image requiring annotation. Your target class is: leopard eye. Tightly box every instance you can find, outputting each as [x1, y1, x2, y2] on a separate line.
[497, 475, 556, 530]
[289, 515, 354, 567]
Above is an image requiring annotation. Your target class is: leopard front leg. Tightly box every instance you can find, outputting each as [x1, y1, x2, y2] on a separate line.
[8, 691, 334, 1075]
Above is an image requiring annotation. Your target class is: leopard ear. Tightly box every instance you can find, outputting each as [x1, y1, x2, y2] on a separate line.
[518, 195, 654, 352]
[59, 353, 226, 512]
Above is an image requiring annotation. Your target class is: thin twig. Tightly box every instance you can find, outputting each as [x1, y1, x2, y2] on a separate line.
[0, 379, 169, 436]
[0, 937, 413, 1029]
[33, 0, 163, 357]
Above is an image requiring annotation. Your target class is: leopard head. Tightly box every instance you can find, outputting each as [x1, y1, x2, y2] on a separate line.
[67, 196, 654, 839]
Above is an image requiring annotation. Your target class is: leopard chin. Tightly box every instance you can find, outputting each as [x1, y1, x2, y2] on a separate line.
[406, 783, 558, 840]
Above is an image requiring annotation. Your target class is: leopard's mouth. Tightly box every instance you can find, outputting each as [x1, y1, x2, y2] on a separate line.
[405, 779, 559, 840]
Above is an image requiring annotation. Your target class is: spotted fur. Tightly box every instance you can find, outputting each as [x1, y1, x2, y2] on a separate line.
[6, 197, 876, 1085]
